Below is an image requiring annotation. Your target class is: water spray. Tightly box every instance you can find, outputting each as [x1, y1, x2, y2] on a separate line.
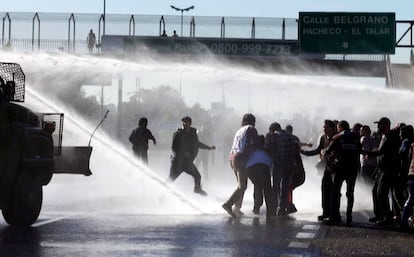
[25, 87, 207, 214]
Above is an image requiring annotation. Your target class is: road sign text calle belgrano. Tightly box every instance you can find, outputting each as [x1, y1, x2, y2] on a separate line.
[299, 12, 395, 54]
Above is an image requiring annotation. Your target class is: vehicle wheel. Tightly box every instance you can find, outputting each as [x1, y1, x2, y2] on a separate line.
[2, 173, 43, 226]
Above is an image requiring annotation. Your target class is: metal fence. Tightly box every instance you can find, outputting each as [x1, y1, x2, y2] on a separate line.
[1, 12, 297, 53]
[1, 12, 414, 63]
[4, 38, 88, 53]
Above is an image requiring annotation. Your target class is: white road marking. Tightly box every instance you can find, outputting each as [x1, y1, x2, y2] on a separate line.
[302, 224, 319, 230]
[280, 254, 303, 257]
[288, 241, 310, 248]
[295, 232, 315, 239]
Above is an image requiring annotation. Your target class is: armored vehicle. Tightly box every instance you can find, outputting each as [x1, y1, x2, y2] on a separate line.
[0, 62, 92, 226]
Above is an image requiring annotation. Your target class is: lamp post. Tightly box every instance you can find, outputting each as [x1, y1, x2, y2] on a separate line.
[103, 0, 106, 35]
[170, 5, 194, 36]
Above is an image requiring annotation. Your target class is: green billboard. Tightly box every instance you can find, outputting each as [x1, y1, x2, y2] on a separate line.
[299, 12, 396, 54]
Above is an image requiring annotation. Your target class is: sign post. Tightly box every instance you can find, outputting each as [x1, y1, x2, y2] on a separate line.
[299, 12, 396, 54]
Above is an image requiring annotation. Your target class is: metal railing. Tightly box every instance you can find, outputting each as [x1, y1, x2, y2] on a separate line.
[396, 20, 414, 48]
[385, 54, 396, 88]
[4, 38, 90, 53]
[1, 12, 296, 51]
[1, 12, 413, 58]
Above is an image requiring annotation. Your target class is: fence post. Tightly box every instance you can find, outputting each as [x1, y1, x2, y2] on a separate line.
[98, 14, 104, 53]
[129, 15, 135, 36]
[32, 12, 40, 50]
[251, 17, 255, 39]
[2, 13, 11, 47]
[68, 13, 75, 53]
[190, 16, 195, 37]
[220, 17, 225, 38]
[159, 16, 165, 36]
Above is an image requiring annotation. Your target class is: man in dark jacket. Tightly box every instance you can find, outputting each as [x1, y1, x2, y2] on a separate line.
[369, 117, 402, 225]
[265, 122, 297, 216]
[129, 117, 156, 164]
[324, 120, 361, 226]
[300, 119, 336, 221]
[169, 116, 215, 196]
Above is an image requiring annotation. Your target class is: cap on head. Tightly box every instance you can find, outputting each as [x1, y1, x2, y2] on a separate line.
[374, 117, 391, 125]
[181, 116, 192, 123]
[241, 113, 255, 126]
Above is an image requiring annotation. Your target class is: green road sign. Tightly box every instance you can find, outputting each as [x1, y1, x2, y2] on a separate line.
[299, 12, 396, 54]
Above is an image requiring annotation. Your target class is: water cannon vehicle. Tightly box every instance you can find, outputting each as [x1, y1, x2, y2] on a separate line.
[0, 62, 92, 226]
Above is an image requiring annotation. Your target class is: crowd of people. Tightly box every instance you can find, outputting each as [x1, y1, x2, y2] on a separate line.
[223, 113, 306, 218]
[221, 113, 414, 231]
[128, 114, 414, 231]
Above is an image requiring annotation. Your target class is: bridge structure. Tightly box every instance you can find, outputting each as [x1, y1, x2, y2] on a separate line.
[1, 11, 414, 89]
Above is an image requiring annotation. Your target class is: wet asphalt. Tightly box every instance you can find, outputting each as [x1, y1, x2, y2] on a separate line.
[0, 207, 413, 257]
[1, 151, 412, 257]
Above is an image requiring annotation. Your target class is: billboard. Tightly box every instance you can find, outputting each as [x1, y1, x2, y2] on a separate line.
[102, 35, 300, 57]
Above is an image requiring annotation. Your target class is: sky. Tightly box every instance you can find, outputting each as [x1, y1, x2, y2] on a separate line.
[1, 0, 414, 20]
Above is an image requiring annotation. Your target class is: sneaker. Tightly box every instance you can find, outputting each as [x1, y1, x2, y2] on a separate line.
[286, 203, 298, 214]
[376, 218, 393, 226]
[368, 216, 381, 223]
[222, 203, 236, 218]
[393, 215, 401, 223]
[318, 214, 329, 221]
[233, 208, 244, 217]
[266, 213, 277, 218]
[277, 208, 288, 216]
[194, 188, 208, 196]
[323, 217, 342, 225]
[194, 187, 207, 196]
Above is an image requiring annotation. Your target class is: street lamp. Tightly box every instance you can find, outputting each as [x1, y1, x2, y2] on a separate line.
[170, 5, 194, 36]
